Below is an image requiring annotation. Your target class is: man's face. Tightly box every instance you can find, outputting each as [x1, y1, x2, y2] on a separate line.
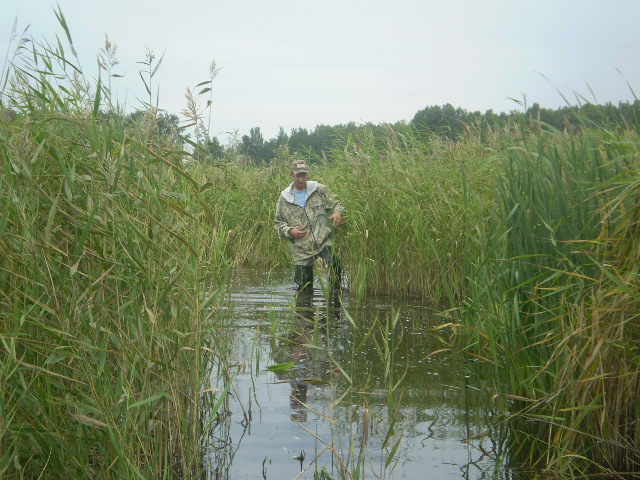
[291, 171, 308, 191]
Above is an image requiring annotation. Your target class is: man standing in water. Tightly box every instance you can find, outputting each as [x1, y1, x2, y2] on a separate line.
[274, 158, 345, 291]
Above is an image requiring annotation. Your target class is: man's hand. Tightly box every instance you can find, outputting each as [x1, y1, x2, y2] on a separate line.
[329, 211, 343, 228]
[289, 225, 307, 239]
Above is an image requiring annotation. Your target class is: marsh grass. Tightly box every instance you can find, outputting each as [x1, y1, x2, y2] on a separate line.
[0, 13, 233, 478]
[321, 126, 499, 302]
[183, 146, 292, 269]
[461, 122, 640, 476]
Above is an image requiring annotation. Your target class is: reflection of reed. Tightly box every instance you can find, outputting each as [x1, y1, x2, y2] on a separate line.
[295, 297, 506, 479]
[206, 409, 236, 480]
[205, 375, 269, 480]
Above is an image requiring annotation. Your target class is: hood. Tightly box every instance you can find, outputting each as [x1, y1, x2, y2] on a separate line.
[281, 180, 318, 203]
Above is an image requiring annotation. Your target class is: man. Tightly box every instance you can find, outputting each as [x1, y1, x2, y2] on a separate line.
[274, 159, 345, 291]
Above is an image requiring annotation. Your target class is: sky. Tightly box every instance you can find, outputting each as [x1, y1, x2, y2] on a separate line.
[1, 0, 639, 143]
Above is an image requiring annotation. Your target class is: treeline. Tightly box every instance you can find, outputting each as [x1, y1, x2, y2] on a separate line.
[196, 100, 640, 164]
[5, 97, 637, 167]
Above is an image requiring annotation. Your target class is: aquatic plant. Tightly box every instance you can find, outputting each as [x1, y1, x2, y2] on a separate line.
[188, 147, 291, 268]
[462, 120, 640, 476]
[318, 125, 498, 302]
[0, 10, 233, 478]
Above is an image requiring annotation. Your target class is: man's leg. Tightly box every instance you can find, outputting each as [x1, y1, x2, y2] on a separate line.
[294, 264, 314, 291]
[318, 247, 342, 291]
[328, 256, 342, 291]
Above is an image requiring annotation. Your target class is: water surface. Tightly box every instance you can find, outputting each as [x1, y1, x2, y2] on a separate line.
[207, 267, 511, 479]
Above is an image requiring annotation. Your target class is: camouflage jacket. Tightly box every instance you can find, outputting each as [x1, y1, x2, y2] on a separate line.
[274, 181, 345, 264]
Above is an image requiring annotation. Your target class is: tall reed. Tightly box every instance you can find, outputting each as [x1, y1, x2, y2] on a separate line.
[461, 121, 640, 476]
[185, 147, 291, 268]
[0, 12, 232, 478]
[323, 126, 498, 302]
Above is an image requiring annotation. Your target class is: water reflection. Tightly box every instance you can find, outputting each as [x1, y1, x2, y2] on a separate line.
[289, 290, 326, 424]
[206, 267, 513, 479]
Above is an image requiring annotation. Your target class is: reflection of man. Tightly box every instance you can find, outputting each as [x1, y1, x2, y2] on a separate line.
[290, 290, 326, 422]
[274, 159, 344, 291]
[287, 290, 343, 424]
[289, 291, 314, 423]
[290, 360, 309, 423]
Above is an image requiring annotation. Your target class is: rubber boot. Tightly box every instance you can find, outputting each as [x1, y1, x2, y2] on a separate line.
[318, 247, 342, 291]
[294, 265, 314, 291]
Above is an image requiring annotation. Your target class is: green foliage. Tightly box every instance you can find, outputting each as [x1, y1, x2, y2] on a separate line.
[201, 134, 225, 159]
[185, 145, 291, 267]
[322, 126, 497, 301]
[411, 103, 476, 139]
[461, 123, 640, 476]
[266, 361, 296, 373]
[0, 15, 232, 479]
[237, 126, 273, 164]
[155, 112, 184, 148]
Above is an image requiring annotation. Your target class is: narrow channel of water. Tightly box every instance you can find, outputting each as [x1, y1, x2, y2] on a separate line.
[207, 267, 514, 479]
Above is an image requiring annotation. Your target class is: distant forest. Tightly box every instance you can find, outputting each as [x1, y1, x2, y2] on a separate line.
[156, 100, 640, 164]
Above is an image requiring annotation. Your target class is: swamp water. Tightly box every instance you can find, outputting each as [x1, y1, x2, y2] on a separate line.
[207, 268, 514, 479]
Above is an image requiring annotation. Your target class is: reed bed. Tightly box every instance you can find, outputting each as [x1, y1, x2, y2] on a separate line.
[0, 19, 233, 478]
[184, 149, 291, 268]
[461, 123, 640, 477]
[318, 126, 499, 302]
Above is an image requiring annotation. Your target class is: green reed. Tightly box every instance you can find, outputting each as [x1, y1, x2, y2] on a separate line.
[0, 14, 233, 478]
[319, 126, 498, 302]
[461, 121, 640, 476]
[185, 149, 291, 268]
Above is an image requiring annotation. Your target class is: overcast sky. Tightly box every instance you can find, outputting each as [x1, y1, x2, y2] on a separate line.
[2, 0, 639, 142]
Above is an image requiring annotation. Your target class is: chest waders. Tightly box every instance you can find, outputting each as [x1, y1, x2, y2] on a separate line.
[295, 246, 342, 292]
[294, 199, 319, 291]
